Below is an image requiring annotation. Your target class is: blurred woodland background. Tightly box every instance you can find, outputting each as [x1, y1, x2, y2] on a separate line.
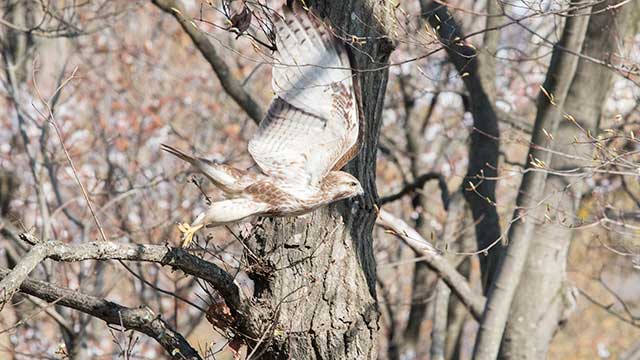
[1, 0, 639, 359]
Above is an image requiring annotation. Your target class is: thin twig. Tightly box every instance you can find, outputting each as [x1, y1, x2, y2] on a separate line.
[31, 64, 108, 242]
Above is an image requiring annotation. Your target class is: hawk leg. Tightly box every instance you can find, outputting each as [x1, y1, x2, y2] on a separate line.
[178, 199, 270, 247]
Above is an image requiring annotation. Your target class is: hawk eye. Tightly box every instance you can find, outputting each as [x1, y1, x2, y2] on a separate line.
[350, 182, 357, 186]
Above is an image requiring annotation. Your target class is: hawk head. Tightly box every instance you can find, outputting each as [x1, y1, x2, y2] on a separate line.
[321, 171, 364, 202]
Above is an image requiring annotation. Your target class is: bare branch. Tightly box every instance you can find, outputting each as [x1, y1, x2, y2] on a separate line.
[0, 268, 202, 360]
[151, 0, 265, 124]
[379, 172, 449, 208]
[0, 242, 49, 309]
[376, 210, 485, 320]
[3, 230, 247, 316]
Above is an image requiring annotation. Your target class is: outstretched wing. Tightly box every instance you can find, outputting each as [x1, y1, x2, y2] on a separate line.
[248, 6, 359, 190]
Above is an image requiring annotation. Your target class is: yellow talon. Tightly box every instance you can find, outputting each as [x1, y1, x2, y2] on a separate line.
[177, 222, 204, 248]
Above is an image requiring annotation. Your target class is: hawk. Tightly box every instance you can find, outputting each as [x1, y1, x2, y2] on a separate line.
[163, 5, 363, 247]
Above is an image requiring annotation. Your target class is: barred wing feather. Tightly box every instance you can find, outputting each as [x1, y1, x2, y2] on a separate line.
[248, 7, 358, 190]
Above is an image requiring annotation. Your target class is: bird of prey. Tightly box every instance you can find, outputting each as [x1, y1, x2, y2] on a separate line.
[163, 5, 363, 247]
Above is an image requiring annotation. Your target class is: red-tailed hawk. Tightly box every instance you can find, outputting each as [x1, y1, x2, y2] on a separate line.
[163, 5, 362, 247]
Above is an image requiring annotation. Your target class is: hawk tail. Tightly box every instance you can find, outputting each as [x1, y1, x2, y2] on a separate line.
[161, 144, 196, 164]
[161, 144, 247, 193]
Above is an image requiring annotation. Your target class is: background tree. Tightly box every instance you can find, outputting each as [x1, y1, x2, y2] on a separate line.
[1, 0, 640, 359]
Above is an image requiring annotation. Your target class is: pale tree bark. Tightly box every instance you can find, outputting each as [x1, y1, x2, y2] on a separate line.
[429, 280, 450, 360]
[440, 193, 476, 360]
[500, 1, 639, 358]
[473, 3, 592, 359]
[426, 192, 473, 360]
[238, 0, 394, 358]
[444, 257, 472, 360]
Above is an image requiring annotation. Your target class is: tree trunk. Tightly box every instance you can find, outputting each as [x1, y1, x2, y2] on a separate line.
[243, 1, 394, 358]
[473, 3, 591, 358]
[500, 2, 638, 358]
[420, 1, 502, 290]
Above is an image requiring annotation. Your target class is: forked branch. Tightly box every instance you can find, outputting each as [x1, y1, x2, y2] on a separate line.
[0, 231, 248, 316]
[0, 268, 202, 360]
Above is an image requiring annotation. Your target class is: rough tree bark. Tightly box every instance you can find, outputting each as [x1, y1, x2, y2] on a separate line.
[500, 2, 639, 358]
[473, 3, 591, 359]
[239, 1, 394, 358]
